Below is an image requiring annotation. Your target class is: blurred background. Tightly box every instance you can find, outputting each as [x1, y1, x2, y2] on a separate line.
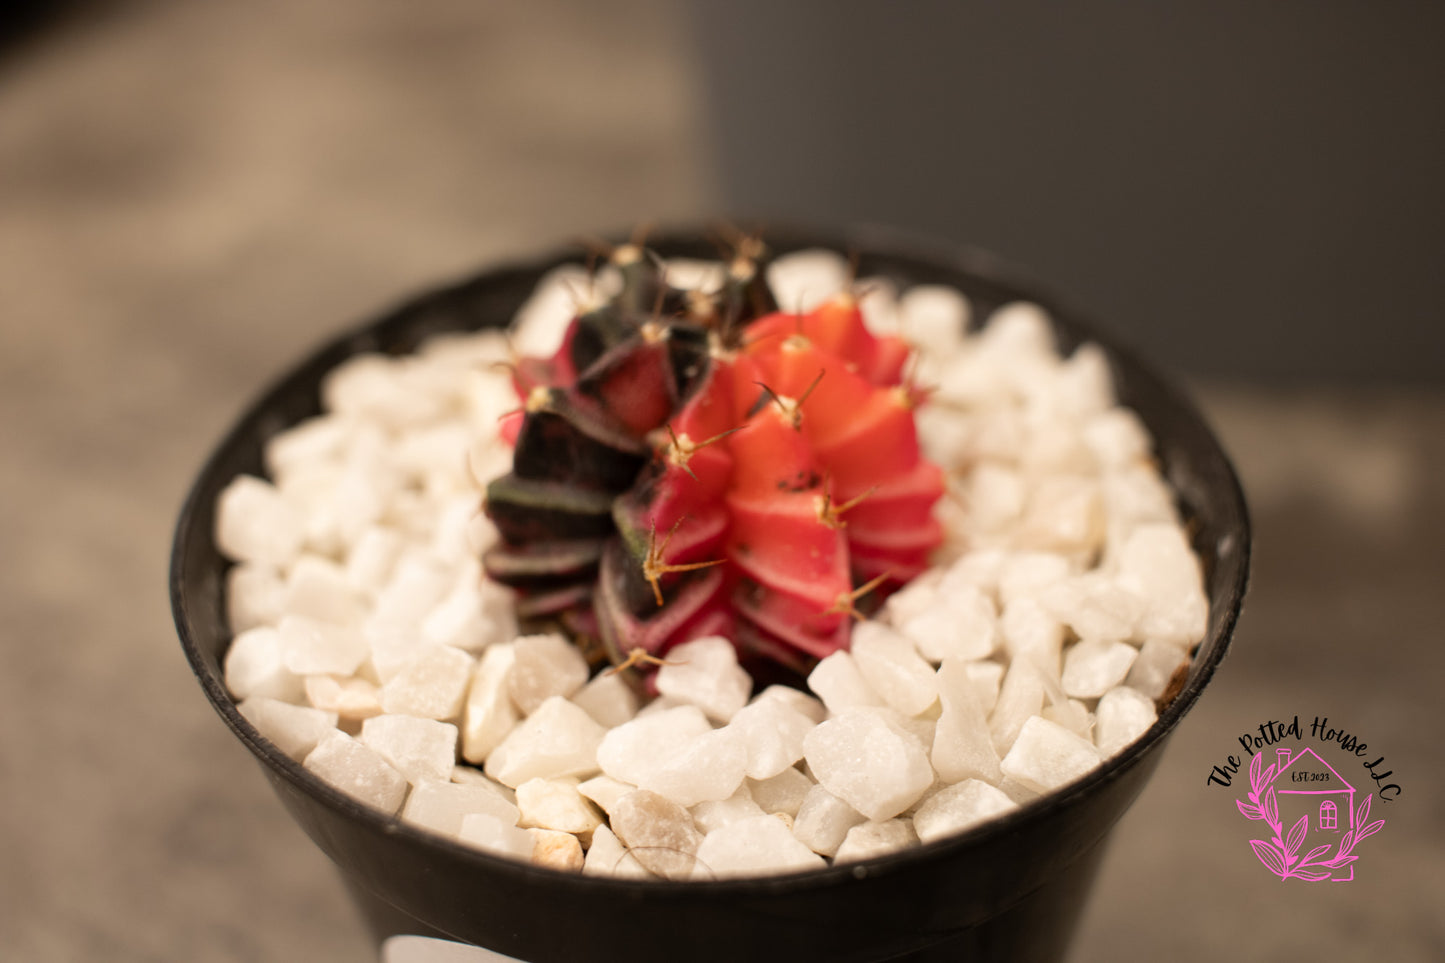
[1, 1, 1440, 960]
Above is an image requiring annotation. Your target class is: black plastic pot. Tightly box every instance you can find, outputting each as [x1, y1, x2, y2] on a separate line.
[170, 226, 1249, 963]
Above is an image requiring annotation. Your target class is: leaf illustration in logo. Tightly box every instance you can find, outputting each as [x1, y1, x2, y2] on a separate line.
[1358, 818, 1385, 843]
[1293, 868, 1333, 882]
[1249, 752, 1263, 790]
[1250, 839, 1288, 878]
[1236, 799, 1264, 820]
[1263, 786, 1280, 827]
[1301, 843, 1332, 865]
[1285, 815, 1308, 858]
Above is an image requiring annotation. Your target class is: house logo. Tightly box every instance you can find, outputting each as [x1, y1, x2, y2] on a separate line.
[1235, 745, 1385, 882]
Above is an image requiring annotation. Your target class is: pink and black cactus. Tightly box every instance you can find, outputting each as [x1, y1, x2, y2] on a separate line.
[483, 238, 944, 679]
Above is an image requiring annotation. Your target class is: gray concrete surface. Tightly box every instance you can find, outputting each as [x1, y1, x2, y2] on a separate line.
[1, 2, 1440, 960]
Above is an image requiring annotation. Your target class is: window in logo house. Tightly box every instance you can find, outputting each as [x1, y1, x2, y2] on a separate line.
[1320, 800, 1338, 831]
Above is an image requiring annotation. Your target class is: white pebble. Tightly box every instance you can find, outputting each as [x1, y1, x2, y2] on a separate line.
[458, 812, 534, 861]
[483, 696, 605, 788]
[1083, 408, 1152, 469]
[508, 633, 589, 716]
[304, 674, 383, 722]
[912, 780, 1017, 844]
[766, 249, 850, 312]
[792, 786, 867, 857]
[225, 563, 285, 633]
[570, 670, 640, 729]
[1037, 573, 1143, 644]
[999, 716, 1102, 793]
[529, 828, 584, 872]
[304, 730, 408, 814]
[899, 285, 970, 358]
[726, 697, 815, 780]
[833, 819, 918, 863]
[1041, 699, 1095, 740]
[1125, 640, 1189, 701]
[998, 599, 1065, 679]
[462, 642, 518, 764]
[690, 790, 766, 835]
[516, 777, 603, 836]
[1095, 686, 1158, 757]
[806, 651, 884, 715]
[931, 659, 1002, 785]
[1062, 640, 1138, 699]
[899, 583, 997, 663]
[751, 684, 826, 724]
[402, 778, 520, 836]
[238, 696, 338, 761]
[997, 552, 1072, 608]
[654, 636, 752, 724]
[282, 555, 365, 626]
[215, 475, 304, 568]
[576, 775, 636, 817]
[609, 790, 703, 880]
[850, 622, 938, 717]
[224, 626, 303, 702]
[279, 614, 368, 677]
[359, 714, 458, 785]
[343, 525, 404, 596]
[583, 824, 653, 879]
[379, 645, 474, 720]
[597, 705, 712, 788]
[989, 658, 1046, 755]
[963, 661, 1005, 714]
[747, 766, 814, 817]
[803, 709, 935, 821]
[695, 815, 826, 878]
[1117, 524, 1208, 646]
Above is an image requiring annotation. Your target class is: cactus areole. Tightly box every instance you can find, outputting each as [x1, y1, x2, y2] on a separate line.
[482, 239, 945, 680]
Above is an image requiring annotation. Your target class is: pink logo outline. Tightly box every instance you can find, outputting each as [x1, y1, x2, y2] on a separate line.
[1236, 747, 1384, 881]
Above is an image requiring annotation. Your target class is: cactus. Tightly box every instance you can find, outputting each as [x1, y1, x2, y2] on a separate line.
[483, 239, 944, 678]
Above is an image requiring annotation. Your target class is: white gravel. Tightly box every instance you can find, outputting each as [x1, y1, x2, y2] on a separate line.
[215, 249, 1200, 876]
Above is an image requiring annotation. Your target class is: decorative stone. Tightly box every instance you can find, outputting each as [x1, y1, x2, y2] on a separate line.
[458, 812, 534, 861]
[806, 651, 884, 715]
[484, 696, 606, 788]
[224, 626, 303, 703]
[462, 643, 518, 764]
[402, 778, 520, 836]
[803, 709, 934, 821]
[528, 829, 584, 872]
[850, 622, 938, 717]
[792, 785, 867, 857]
[1095, 686, 1158, 757]
[999, 716, 1102, 793]
[1062, 639, 1137, 699]
[609, 790, 703, 880]
[238, 696, 337, 761]
[747, 766, 813, 817]
[931, 658, 1002, 785]
[508, 633, 589, 716]
[214, 474, 304, 568]
[654, 636, 753, 724]
[725, 697, 815, 780]
[833, 819, 919, 863]
[570, 671, 640, 729]
[912, 780, 1018, 844]
[359, 714, 458, 785]
[694, 815, 827, 878]
[516, 777, 603, 836]
[379, 644, 473, 720]
[303, 731, 408, 815]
